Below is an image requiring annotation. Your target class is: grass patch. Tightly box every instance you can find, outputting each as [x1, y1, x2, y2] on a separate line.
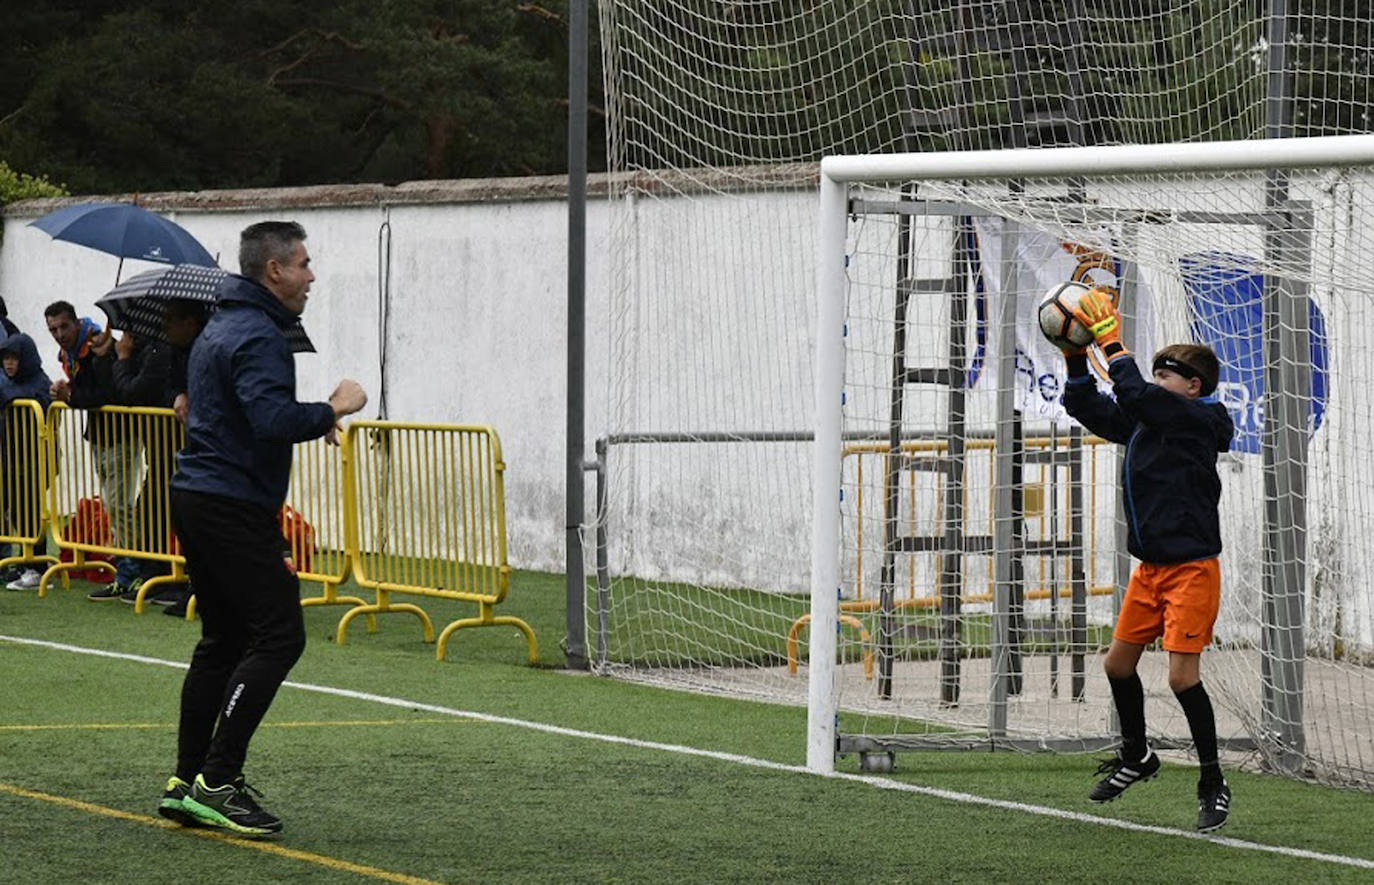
[593, 575, 1113, 669]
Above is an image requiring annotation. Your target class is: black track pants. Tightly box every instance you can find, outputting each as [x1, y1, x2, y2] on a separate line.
[170, 488, 305, 785]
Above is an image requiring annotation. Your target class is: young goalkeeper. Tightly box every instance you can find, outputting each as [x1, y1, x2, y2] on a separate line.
[1059, 288, 1236, 833]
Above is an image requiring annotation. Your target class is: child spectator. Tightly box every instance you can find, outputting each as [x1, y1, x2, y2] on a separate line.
[0, 331, 53, 590]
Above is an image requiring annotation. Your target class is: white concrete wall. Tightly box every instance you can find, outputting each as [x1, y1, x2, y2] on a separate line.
[5, 171, 1372, 657]
[0, 182, 618, 572]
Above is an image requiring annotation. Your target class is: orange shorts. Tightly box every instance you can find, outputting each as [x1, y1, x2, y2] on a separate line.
[1114, 559, 1221, 654]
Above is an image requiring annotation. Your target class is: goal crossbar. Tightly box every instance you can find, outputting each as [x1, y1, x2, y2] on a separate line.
[820, 134, 1374, 183]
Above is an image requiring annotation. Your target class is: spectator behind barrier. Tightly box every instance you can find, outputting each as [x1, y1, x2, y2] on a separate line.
[0, 331, 52, 590]
[45, 300, 143, 602]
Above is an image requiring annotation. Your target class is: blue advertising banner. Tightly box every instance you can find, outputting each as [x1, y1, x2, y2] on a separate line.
[1180, 252, 1328, 455]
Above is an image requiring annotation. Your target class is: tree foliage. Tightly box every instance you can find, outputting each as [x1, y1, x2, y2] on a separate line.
[6, 2, 1371, 195]
[0, 0, 604, 194]
[0, 162, 68, 205]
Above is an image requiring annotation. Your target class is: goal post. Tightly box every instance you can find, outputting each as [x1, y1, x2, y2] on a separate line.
[808, 172, 848, 772]
[810, 133, 1374, 779]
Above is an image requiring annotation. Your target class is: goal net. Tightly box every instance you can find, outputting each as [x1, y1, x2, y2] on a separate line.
[810, 139, 1374, 786]
[591, 1, 1374, 789]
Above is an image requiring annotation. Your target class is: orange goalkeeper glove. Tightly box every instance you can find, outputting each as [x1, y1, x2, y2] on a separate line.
[1074, 288, 1128, 358]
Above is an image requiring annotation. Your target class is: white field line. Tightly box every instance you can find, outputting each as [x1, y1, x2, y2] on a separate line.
[3, 633, 1372, 872]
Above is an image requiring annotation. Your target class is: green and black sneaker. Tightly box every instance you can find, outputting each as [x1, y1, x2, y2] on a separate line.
[180, 774, 283, 836]
[86, 583, 127, 601]
[157, 776, 203, 827]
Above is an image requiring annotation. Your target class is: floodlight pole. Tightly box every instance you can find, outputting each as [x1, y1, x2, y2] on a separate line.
[565, 0, 590, 671]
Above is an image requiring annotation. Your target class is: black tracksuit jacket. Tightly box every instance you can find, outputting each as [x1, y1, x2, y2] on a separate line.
[1062, 356, 1235, 565]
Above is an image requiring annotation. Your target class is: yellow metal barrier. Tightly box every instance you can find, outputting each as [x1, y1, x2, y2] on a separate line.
[43, 403, 188, 610]
[786, 434, 1118, 678]
[0, 400, 59, 577]
[338, 420, 537, 663]
[786, 614, 874, 680]
[285, 434, 373, 618]
[181, 433, 377, 625]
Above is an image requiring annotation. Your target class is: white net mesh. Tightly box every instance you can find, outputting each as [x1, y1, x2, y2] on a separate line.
[830, 168, 1373, 787]
[593, 1, 1374, 787]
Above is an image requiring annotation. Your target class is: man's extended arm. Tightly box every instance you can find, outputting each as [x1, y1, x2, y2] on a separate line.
[231, 332, 334, 444]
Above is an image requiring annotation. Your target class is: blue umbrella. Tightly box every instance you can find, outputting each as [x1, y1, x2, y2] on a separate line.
[29, 202, 217, 279]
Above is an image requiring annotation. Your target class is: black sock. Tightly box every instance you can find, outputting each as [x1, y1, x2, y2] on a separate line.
[1108, 673, 1148, 762]
[1175, 681, 1223, 786]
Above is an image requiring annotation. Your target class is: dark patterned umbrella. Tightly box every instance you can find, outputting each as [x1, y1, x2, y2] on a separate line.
[96, 263, 315, 354]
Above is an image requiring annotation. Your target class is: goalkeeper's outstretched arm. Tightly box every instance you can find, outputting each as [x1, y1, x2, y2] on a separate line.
[1061, 352, 1134, 443]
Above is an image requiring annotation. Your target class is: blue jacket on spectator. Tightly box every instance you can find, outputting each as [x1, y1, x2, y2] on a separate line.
[171, 274, 334, 511]
[0, 332, 53, 409]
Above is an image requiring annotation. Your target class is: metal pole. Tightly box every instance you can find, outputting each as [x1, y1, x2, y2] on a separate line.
[1261, 203, 1311, 773]
[565, 0, 589, 671]
[1259, 0, 1307, 773]
[1068, 424, 1086, 701]
[939, 222, 972, 707]
[594, 438, 610, 668]
[877, 201, 913, 700]
[989, 220, 1020, 737]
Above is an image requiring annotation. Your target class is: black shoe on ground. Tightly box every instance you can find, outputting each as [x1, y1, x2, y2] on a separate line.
[139, 584, 181, 606]
[1197, 780, 1231, 832]
[180, 774, 282, 836]
[87, 583, 127, 602]
[157, 776, 203, 827]
[163, 594, 190, 617]
[118, 579, 146, 605]
[1088, 748, 1160, 803]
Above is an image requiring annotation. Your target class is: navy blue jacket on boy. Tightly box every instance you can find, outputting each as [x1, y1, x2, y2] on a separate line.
[1062, 355, 1235, 565]
[171, 274, 334, 512]
[0, 332, 53, 409]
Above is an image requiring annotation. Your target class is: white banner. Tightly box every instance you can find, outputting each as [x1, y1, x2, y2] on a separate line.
[973, 220, 1154, 424]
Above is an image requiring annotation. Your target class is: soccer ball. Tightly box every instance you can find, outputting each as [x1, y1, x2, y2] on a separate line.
[859, 751, 895, 774]
[1037, 280, 1096, 350]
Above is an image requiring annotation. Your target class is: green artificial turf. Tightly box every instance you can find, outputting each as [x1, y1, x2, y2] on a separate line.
[1, 572, 1371, 885]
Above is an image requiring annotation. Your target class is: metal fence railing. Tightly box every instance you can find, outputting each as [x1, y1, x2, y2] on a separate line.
[340, 420, 536, 663]
[12, 405, 534, 663]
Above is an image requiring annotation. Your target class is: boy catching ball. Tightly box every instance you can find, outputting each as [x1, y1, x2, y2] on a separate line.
[1059, 288, 1236, 833]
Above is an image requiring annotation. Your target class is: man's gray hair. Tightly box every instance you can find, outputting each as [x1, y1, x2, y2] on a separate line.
[239, 221, 307, 282]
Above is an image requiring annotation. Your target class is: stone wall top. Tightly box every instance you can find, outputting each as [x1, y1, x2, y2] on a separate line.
[2, 162, 819, 217]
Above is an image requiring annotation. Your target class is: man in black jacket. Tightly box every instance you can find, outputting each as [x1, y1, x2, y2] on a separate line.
[152, 299, 209, 616]
[157, 221, 365, 837]
[110, 331, 181, 605]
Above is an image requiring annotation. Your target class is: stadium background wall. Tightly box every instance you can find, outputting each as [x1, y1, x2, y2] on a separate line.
[4, 171, 1363, 597]
[0, 173, 816, 575]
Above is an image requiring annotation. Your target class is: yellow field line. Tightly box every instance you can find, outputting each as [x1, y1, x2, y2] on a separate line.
[0, 718, 469, 733]
[0, 781, 451, 885]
